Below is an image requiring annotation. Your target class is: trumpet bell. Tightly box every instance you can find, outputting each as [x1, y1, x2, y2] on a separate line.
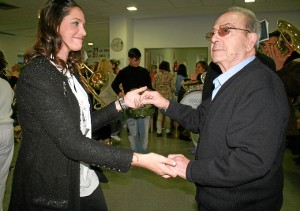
[89, 72, 104, 90]
[277, 20, 300, 55]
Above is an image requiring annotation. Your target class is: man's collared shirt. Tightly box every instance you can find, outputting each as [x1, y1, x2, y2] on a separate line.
[212, 56, 255, 100]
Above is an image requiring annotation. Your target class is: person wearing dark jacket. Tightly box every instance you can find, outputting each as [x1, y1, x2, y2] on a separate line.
[8, 1, 176, 210]
[141, 6, 289, 210]
[111, 48, 153, 153]
[260, 29, 300, 160]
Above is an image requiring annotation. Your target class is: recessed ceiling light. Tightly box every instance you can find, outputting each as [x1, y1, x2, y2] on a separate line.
[88, 43, 94, 46]
[245, 0, 255, 2]
[127, 6, 137, 11]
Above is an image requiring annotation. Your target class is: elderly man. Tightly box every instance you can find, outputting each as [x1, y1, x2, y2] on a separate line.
[141, 7, 289, 210]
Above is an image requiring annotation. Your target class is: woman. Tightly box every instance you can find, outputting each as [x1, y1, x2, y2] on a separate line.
[152, 61, 174, 136]
[9, 1, 176, 210]
[195, 60, 208, 83]
[93, 59, 122, 143]
[175, 64, 189, 102]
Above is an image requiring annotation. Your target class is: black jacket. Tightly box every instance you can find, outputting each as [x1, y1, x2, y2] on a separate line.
[165, 58, 289, 210]
[9, 56, 133, 211]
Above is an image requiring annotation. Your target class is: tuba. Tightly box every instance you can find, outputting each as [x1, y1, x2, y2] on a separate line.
[200, 71, 207, 84]
[76, 63, 107, 110]
[277, 20, 300, 56]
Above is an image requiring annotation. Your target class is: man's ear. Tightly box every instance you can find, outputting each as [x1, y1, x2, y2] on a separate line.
[247, 33, 258, 52]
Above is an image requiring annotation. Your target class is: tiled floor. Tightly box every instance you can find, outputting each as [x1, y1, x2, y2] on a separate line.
[3, 128, 300, 211]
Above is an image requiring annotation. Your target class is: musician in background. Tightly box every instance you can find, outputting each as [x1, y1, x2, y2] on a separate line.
[190, 60, 208, 83]
[92, 59, 121, 144]
[111, 48, 153, 153]
[260, 29, 300, 162]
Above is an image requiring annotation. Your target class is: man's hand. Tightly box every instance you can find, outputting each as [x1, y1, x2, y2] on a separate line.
[168, 154, 190, 179]
[123, 86, 147, 108]
[141, 90, 170, 110]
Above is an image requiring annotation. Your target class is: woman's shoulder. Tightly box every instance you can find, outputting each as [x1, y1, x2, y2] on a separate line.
[23, 56, 52, 72]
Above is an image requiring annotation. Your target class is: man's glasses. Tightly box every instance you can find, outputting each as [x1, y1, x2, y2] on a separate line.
[205, 26, 250, 41]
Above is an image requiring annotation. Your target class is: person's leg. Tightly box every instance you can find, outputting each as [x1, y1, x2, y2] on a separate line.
[138, 116, 150, 153]
[110, 120, 121, 137]
[0, 128, 14, 210]
[80, 185, 108, 211]
[165, 115, 171, 134]
[156, 110, 163, 135]
[126, 118, 138, 151]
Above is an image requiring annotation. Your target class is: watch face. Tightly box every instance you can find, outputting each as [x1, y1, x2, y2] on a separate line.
[111, 38, 123, 52]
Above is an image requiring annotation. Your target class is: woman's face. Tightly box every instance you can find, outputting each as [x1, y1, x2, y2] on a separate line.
[58, 7, 86, 60]
[195, 63, 205, 74]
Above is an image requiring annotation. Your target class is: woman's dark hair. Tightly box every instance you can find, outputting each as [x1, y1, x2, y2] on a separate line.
[177, 64, 187, 77]
[24, 0, 82, 73]
[0, 50, 8, 71]
[196, 60, 208, 70]
[159, 61, 170, 72]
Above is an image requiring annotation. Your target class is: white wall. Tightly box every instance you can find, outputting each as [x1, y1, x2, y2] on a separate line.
[1, 10, 299, 71]
[133, 11, 300, 72]
[0, 35, 34, 70]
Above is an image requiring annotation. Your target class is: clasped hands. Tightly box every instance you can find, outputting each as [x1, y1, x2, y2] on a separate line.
[133, 152, 190, 179]
[123, 86, 170, 110]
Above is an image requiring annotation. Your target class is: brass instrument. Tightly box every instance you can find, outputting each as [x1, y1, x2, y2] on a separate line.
[200, 71, 207, 84]
[76, 63, 107, 110]
[181, 80, 203, 93]
[277, 20, 300, 56]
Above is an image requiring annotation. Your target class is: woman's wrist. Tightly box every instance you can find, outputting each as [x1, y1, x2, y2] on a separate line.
[131, 153, 141, 166]
[115, 97, 129, 112]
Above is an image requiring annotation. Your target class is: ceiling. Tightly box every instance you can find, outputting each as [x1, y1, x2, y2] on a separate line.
[0, 0, 300, 47]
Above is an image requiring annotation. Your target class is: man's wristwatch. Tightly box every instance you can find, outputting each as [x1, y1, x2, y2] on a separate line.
[118, 97, 128, 110]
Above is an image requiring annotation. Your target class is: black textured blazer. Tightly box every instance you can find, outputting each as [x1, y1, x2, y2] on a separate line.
[165, 58, 289, 210]
[9, 56, 133, 211]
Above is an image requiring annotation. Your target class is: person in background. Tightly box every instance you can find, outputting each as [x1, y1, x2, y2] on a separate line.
[8, 1, 176, 210]
[0, 50, 8, 81]
[110, 59, 121, 75]
[175, 64, 188, 100]
[260, 30, 300, 162]
[190, 60, 208, 83]
[150, 64, 158, 82]
[149, 64, 158, 132]
[152, 61, 175, 137]
[98, 58, 122, 142]
[141, 6, 289, 210]
[0, 74, 14, 211]
[111, 48, 153, 153]
[175, 64, 191, 141]
[195, 61, 208, 83]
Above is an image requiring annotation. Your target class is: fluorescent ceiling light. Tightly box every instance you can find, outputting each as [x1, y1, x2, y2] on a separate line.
[87, 43, 94, 46]
[245, 0, 255, 2]
[127, 6, 137, 11]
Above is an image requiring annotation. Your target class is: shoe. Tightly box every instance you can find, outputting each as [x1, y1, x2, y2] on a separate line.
[166, 132, 172, 137]
[179, 134, 191, 141]
[157, 133, 162, 137]
[111, 135, 121, 141]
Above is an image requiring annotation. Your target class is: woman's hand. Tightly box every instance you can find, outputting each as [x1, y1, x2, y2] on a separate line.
[124, 86, 148, 108]
[131, 152, 177, 178]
